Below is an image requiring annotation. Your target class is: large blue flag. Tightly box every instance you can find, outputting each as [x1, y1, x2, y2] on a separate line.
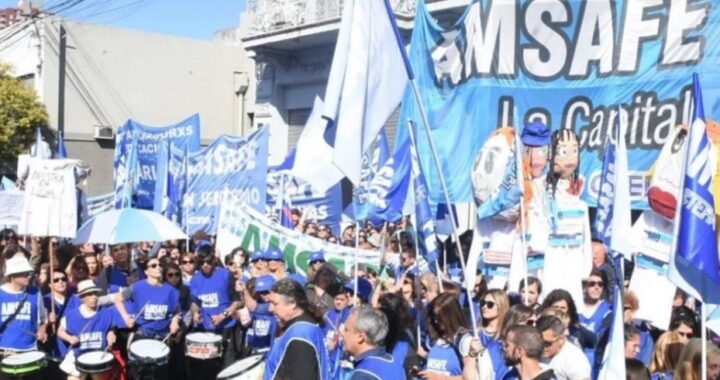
[597, 284, 626, 380]
[409, 123, 439, 274]
[594, 110, 633, 258]
[668, 73, 720, 304]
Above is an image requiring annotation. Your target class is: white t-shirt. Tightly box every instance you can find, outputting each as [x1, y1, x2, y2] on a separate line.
[549, 341, 591, 380]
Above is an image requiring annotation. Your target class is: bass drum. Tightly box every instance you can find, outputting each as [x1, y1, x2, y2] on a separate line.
[217, 355, 265, 380]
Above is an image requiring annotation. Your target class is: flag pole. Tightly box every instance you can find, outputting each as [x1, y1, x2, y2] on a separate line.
[702, 294, 708, 380]
[354, 219, 360, 305]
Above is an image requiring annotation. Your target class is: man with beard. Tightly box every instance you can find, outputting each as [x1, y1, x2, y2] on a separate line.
[501, 324, 555, 380]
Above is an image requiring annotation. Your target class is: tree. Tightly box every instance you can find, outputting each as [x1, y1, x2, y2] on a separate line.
[0, 62, 49, 177]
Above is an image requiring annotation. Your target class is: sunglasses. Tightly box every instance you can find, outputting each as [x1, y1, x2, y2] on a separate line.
[52, 277, 68, 283]
[481, 300, 496, 309]
[544, 337, 561, 347]
[167, 272, 181, 278]
[201, 259, 214, 265]
[677, 331, 691, 338]
[182, 260, 195, 264]
[586, 281, 604, 288]
[14, 272, 32, 278]
[148, 263, 160, 269]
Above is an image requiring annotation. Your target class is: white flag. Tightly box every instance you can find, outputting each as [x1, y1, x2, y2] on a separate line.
[291, 97, 345, 192]
[324, 0, 410, 185]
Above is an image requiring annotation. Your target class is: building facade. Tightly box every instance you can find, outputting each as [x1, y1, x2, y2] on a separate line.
[219, 0, 468, 166]
[0, 14, 255, 195]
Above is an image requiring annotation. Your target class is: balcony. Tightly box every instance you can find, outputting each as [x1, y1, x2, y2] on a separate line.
[241, 0, 468, 51]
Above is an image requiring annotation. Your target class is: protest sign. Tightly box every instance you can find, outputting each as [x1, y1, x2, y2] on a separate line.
[182, 128, 269, 235]
[217, 201, 380, 276]
[19, 159, 78, 238]
[397, 1, 720, 209]
[114, 114, 201, 209]
[0, 191, 24, 226]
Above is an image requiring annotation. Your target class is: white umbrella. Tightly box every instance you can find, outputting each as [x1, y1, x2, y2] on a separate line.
[74, 208, 186, 244]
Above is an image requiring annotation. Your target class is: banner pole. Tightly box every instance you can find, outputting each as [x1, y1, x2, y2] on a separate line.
[702, 290, 708, 380]
[405, 104, 476, 336]
[354, 219, 360, 305]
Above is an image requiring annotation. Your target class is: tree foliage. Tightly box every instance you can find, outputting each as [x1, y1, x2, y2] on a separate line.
[0, 62, 49, 176]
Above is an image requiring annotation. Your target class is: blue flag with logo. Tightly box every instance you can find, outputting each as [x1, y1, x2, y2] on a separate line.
[114, 114, 201, 209]
[358, 138, 411, 225]
[668, 74, 720, 304]
[409, 124, 439, 274]
[396, 0, 720, 209]
[353, 129, 391, 221]
[179, 128, 269, 235]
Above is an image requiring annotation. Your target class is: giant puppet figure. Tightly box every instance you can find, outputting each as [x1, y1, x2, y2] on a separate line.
[541, 129, 592, 305]
[467, 127, 522, 289]
[507, 120, 553, 291]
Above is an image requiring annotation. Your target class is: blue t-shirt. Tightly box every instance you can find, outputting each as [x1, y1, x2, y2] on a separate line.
[0, 286, 42, 351]
[43, 293, 80, 357]
[189, 267, 236, 331]
[125, 280, 180, 336]
[63, 306, 115, 356]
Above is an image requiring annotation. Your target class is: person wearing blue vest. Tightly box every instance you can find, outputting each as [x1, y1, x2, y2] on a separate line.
[323, 282, 351, 376]
[264, 246, 288, 280]
[95, 244, 142, 294]
[342, 305, 405, 380]
[57, 279, 116, 380]
[250, 249, 268, 278]
[189, 245, 243, 377]
[245, 275, 277, 353]
[0, 256, 48, 380]
[264, 278, 330, 380]
[43, 268, 81, 379]
[114, 257, 181, 380]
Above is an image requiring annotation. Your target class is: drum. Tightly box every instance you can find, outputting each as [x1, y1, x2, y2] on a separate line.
[185, 332, 222, 359]
[76, 351, 115, 374]
[0, 351, 46, 375]
[128, 339, 170, 366]
[217, 355, 265, 380]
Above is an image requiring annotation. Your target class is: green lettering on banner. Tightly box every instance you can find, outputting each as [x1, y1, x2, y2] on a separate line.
[240, 223, 262, 253]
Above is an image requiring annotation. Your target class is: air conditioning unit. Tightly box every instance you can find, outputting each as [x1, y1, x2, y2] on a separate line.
[93, 125, 114, 140]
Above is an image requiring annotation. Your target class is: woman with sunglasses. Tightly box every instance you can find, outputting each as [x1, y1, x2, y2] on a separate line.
[471, 289, 513, 379]
[114, 258, 181, 379]
[42, 269, 80, 361]
[579, 269, 611, 367]
[180, 252, 196, 285]
[418, 293, 477, 380]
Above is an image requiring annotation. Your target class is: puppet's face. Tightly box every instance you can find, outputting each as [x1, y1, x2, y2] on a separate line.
[553, 131, 579, 179]
[526, 146, 548, 179]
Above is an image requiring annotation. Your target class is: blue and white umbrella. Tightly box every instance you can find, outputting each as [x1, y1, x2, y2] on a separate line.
[74, 208, 186, 244]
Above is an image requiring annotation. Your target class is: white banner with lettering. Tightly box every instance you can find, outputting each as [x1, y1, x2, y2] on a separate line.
[19, 159, 78, 238]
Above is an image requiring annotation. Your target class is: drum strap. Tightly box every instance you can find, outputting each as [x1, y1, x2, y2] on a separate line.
[0, 293, 29, 335]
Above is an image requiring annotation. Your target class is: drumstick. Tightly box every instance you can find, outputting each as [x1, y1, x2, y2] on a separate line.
[160, 332, 172, 345]
[132, 302, 149, 322]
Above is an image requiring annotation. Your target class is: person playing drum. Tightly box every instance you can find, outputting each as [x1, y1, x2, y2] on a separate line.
[113, 257, 180, 380]
[264, 278, 330, 380]
[57, 280, 116, 380]
[189, 245, 243, 377]
[0, 256, 48, 380]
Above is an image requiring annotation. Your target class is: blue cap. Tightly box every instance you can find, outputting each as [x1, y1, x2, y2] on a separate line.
[255, 275, 276, 293]
[521, 119, 551, 147]
[308, 251, 325, 265]
[250, 250, 264, 262]
[344, 278, 373, 303]
[263, 247, 284, 261]
[287, 273, 307, 287]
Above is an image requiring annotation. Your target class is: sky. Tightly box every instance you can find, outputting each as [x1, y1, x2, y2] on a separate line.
[0, 0, 247, 40]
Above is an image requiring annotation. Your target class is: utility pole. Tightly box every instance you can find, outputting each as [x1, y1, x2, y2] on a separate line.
[57, 23, 67, 138]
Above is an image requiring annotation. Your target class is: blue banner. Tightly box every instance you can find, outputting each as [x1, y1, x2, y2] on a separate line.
[181, 128, 269, 235]
[397, 0, 720, 209]
[358, 138, 412, 225]
[114, 114, 201, 209]
[266, 171, 343, 237]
